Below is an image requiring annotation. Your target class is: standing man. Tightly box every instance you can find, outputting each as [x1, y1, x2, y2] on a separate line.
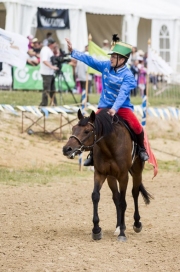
[39, 37, 59, 106]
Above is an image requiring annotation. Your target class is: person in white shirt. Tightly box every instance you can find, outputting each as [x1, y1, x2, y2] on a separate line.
[39, 37, 59, 106]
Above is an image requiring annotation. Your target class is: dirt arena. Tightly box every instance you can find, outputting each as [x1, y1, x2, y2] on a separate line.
[0, 112, 180, 272]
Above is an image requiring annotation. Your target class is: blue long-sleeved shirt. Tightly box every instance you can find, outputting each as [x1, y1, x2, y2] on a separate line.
[71, 50, 137, 112]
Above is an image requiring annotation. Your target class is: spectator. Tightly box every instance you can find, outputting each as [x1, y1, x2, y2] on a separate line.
[31, 38, 42, 64]
[26, 38, 42, 66]
[137, 58, 147, 97]
[39, 37, 59, 106]
[130, 60, 139, 96]
[32, 38, 42, 53]
[27, 35, 33, 50]
[102, 39, 110, 52]
[43, 32, 52, 46]
[27, 49, 39, 66]
[128, 46, 139, 67]
[75, 45, 92, 98]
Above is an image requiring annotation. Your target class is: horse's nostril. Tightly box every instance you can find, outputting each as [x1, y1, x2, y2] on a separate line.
[63, 146, 72, 154]
[67, 146, 72, 152]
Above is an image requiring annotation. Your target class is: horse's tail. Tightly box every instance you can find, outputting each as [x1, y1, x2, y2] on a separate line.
[139, 183, 153, 205]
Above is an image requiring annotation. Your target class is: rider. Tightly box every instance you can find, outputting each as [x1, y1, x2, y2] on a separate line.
[65, 35, 149, 166]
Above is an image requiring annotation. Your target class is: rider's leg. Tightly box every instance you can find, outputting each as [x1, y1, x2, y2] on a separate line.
[84, 150, 94, 166]
[117, 108, 149, 161]
[135, 130, 149, 161]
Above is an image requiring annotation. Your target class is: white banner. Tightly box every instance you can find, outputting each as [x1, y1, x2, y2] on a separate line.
[147, 45, 173, 76]
[0, 28, 28, 68]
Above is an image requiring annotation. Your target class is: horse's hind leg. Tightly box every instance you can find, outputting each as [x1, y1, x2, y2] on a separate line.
[117, 174, 128, 241]
[130, 159, 144, 233]
[91, 172, 106, 240]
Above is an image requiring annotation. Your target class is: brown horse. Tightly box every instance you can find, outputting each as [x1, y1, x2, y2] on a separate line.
[63, 108, 152, 241]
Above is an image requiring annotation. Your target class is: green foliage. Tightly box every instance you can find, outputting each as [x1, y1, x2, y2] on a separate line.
[0, 159, 180, 186]
[0, 162, 93, 185]
[0, 87, 180, 107]
[0, 91, 100, 106]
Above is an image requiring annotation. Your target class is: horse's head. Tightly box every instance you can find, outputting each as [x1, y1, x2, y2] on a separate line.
[62, 109, 96, 159]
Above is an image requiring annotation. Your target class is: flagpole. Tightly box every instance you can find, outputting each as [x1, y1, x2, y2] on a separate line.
[146, 39, 151, 101]
[142, 39, 151, 128]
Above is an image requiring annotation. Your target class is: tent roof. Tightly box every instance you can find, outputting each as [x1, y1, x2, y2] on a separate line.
[82, 0, 180, 20]
[2, 0, 180, 20]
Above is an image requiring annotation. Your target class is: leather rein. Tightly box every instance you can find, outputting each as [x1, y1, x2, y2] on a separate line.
[69, 121, 104, 153]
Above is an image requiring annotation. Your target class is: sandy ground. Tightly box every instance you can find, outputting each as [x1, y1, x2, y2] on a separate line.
[0, 111, 180, 272]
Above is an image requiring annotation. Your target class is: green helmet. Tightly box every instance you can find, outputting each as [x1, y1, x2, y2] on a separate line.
[108, 41, 132, 58]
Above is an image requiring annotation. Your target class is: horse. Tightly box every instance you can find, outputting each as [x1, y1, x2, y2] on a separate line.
[62, 108, 152, 241]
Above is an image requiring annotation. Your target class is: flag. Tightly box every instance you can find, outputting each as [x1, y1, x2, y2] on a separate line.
[147, 44, 173, 76]
[144, 130, 158, 178]
[88, 40, 110, 74]
[0, 28, 28, 68]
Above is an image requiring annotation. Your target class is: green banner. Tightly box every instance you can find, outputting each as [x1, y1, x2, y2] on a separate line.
[88, 40, 110, 75]
[13, 64, 75, 91]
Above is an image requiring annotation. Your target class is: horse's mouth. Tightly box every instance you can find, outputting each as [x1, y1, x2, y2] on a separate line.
[68, 151, 76, 159]
[63, 149, 82, 159]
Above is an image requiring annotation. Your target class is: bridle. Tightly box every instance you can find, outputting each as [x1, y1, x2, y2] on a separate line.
[69, 121, 104, 153]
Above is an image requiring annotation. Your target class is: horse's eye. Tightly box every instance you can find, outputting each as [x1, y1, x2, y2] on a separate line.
[84, 130, 89, 134]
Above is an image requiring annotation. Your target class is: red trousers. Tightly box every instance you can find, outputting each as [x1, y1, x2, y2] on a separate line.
[97, 108, 143, 135]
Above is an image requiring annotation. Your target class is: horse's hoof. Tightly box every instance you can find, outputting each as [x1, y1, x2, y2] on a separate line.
[92, 230, 103, 240]
[133, 223, 142, 233]
[117, 235, 127, 242]
[114, 226, 120, 236]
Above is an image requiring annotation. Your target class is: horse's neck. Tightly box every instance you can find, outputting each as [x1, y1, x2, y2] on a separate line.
[96, 126, 130, 154]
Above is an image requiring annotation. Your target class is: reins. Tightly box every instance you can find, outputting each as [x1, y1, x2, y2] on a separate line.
[69, 121, 104, 152]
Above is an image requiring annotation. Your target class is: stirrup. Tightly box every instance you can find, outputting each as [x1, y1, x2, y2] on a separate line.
[138, 148, 149, 161]
[84, 153, 94, 166]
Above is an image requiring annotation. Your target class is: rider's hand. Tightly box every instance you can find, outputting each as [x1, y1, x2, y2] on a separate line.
[65, 38, 73, 53]
[107, 108, 116, 116]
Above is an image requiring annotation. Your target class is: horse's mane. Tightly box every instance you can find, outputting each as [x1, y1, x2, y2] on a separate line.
[78, 109, 115, 138]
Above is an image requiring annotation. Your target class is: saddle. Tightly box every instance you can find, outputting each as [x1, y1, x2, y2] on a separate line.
[113, 114, 137, 161]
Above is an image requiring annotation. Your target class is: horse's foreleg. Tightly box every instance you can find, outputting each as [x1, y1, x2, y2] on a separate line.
[107, 176, 121, 235]
[92, 172, 106, 240]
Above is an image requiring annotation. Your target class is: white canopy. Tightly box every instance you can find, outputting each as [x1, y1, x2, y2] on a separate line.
[82, 0, 180, 20]
[1, 0, 180, 51]
[2, 0, 180, 19]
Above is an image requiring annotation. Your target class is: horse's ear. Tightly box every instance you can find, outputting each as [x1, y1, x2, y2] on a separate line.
[89, 110, 96, 123]
[78, 109, 84, 120]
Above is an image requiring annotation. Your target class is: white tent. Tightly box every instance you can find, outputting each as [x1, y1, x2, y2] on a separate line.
[1, 0, 180, 71]
[2, 0, 88, 51]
